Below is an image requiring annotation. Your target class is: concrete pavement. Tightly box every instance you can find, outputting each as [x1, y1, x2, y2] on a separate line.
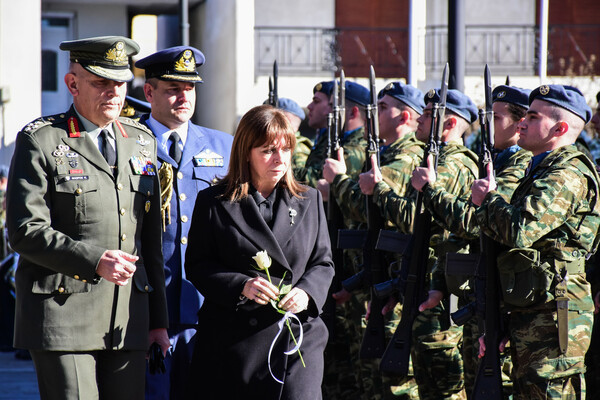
[0, 350, 39, 399]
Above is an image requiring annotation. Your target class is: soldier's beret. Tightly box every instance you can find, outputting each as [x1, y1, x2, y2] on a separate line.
[135, 46, 205, 82]
[60, 36, 139, 82]
[344, 81, 370, 107]
[425, 88, 478, 124]
[278, 98, 305, 120]
[529, 84, 592, 123]
[492, 85, 531, 109]
[378, 82, 425, 114]
[313, 81, 335, 97]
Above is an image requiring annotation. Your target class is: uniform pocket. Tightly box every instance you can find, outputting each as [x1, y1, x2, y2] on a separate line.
[31, 273, 92, 294]
[497, 248, 553, 307]
[132, 265, 154, 293]
[54, 174, 101, 224]
[129, 175, 154, 222]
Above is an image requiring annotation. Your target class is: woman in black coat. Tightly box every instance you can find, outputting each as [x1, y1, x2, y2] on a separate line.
[185, 105, 334, 399]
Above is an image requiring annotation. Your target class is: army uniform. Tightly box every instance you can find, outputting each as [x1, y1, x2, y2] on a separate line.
[292, 131, 313, 170]
[475, 85, 600, 399]
[135, 46, 233, 400]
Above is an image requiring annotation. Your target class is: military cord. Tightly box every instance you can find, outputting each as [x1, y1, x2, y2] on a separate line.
[158, 162, 174, 232]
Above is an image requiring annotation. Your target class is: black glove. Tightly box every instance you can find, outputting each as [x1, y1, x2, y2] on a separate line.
[148, 342, 166, 375]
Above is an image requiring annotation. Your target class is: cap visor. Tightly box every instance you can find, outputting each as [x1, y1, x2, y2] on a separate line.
[85, 65, 134, 82]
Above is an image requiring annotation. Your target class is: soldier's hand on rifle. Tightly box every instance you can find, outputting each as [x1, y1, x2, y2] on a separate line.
[358, 154, 382, 195]
[418, 290, 443, 312]
[316, 179, 330, 199]
[478, 334, 510, 358]
[332, 288, 352, 305]
[411, 154, 436, 191]
[322, 148, 346, 183]
[471, 162, 497, 206]
[381, 296, 398, 316]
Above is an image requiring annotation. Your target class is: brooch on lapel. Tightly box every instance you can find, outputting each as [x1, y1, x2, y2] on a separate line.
[289, 208, 297, 225]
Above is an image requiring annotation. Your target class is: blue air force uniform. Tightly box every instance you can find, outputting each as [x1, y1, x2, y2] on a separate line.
[136, 46, 233, 400]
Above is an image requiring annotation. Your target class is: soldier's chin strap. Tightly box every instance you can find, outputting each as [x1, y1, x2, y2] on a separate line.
[158, 162, 174, 232]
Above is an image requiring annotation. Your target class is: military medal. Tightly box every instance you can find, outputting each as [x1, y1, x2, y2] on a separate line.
[137, 135, 149, 146]
[193, 149, 224, 167]
[145, 200, 151, 213]
[130, 156, 156, 176]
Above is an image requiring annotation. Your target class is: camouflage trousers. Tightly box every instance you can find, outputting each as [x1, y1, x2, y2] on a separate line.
[584, 312, 600, 396]
[509, 308, 592, 399]
[412, 304, 466, 400]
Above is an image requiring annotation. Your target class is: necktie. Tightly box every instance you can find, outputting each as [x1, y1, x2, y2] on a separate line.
[99, 129, 117, 169]
[169, 131, 182, 164]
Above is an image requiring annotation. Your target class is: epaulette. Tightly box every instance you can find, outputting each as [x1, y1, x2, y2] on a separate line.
[118, 116, 153, 135]
[22, 112, 71, 134]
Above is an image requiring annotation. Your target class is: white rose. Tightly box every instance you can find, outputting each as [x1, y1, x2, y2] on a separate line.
[253, 250, 272, 270]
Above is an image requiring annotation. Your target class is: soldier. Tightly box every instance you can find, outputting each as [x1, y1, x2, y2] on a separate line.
[362, 88, 480, 399]
[323, 81, 425, 399]
[413, 85, 532, 397]
[134, 46, 233, 400]
[472, 84, 600, 399]
[277, 97, 313, 171]
[6, 36, 169, 399]
[293, 81, 334, 185]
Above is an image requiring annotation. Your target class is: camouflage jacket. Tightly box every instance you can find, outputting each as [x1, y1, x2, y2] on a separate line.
[423, 146, 532, 240]
[293, 127, 366, 188]
[291, 131, 313, 171]
[476, 145, 600, 311]
[331, 132, 424, 225]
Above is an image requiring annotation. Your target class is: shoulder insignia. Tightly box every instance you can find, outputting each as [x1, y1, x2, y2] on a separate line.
[22, 118, 51, 134]
[119, 117, 153, 135]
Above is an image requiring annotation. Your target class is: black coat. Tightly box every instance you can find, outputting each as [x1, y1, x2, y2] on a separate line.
[185, 184, 334, 399]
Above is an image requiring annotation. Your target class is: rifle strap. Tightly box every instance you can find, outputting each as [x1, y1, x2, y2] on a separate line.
[554, 277, 569, 354]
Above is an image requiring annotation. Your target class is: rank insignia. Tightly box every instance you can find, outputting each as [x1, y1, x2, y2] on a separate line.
[130, 156, 156, 176]
[539, 85, 550, 95]
[193, 149, 224, 167]
[174, 49, 196, 72]
[105, 41, 127, 63]
[67, 117, 81, 138]
[137, 135, 149, 146]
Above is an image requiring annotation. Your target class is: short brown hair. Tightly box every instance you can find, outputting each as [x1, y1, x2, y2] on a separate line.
[220, 105, 307, 201]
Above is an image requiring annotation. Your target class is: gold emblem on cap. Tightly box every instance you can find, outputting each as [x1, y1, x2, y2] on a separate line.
[315, 83, 322, 92]
[385, 83, 394, 91]
[105, 41, 128, 63]
[539, 85, 550, 95]
[427, 89, 436, 98]
[497, 91, 506, 98]
[174, 49, 195, 73]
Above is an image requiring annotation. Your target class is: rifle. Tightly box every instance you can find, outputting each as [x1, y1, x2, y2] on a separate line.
[470, 64, 504, 399]
[268, 60, 279, 107]
[322, 73, 346, 338]
[376, 63, 449, 376]
[338, 66, 387, 359]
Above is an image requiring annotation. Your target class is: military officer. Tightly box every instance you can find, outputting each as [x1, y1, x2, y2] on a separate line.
[6, 36, 169, 400]
[472, 85, 600, 399]
[134, 46, 233, 400]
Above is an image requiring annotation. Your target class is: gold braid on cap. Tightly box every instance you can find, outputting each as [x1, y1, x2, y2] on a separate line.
[158, 162, 174, 232]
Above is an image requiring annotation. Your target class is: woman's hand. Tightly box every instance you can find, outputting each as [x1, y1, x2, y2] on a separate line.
[278, 287, 310, 314]
[242, 277, 280, 305]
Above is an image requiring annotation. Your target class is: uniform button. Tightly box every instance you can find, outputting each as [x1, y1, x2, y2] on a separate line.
[177, 171, 184, 180]
[58, 286, 65, 293]
[120, 208, 126, 216]
[144, 285, 149, 292]
[249, 318, 258, 327]
[117, 183, 124, 190]
[75, 188, 83, 195]
[181, 237, 188, 245]
[181, 215, 188, 223]
[572, 250, 580, 257]
[82, 279, 87, 283]
[74, 275, 80, 280]
[121, 234, 127, 241]
[179, 193, 187, 201]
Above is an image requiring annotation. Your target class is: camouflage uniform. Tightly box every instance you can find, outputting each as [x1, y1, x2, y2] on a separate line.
[330, 132, 425, 399]
[423, 145, 531, 396]
[322, 127, 367, 400]
[476, 145, 600, 399]
[374, 141, 478, 400]
[291, 130, 313, 171]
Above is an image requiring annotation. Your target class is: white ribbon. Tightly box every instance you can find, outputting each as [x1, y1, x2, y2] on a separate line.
[267, 311, 304, 384]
